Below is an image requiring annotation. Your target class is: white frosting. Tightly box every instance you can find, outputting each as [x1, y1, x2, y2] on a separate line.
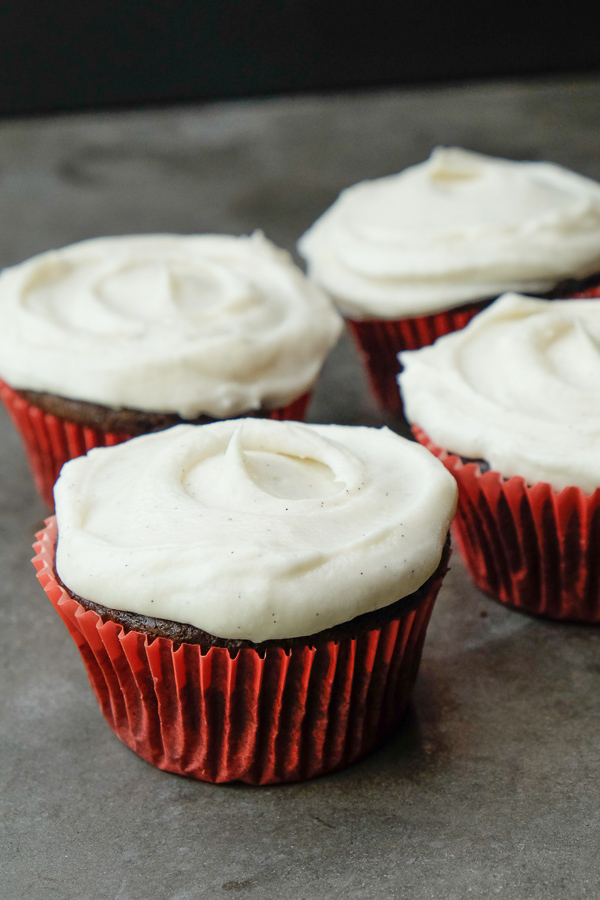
[54, 419, 457, 642]
[298, 148, 600, 319]
[0, 233, 342, 418]
[399, 293, 600, 492]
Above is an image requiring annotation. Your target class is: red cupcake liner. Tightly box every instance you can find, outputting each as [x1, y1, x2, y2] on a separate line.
[413, 425, 600, 623]
[33, 517, 446, 784]
[347, 300, 487, 414]
[0, 380, 311, 509]
[571, 283, 600, 299]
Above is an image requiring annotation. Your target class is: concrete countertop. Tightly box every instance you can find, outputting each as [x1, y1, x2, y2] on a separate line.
[2, 74, 600, 899]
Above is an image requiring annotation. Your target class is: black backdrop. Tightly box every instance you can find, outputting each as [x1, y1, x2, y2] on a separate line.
[1, 0, 599, 116]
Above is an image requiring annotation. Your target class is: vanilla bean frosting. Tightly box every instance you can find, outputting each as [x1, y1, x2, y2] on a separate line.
[399, 292, 600, 492]
[298, 148, 600, 319]
[54, 419, 457, 641]
[0, 233, 342, 417]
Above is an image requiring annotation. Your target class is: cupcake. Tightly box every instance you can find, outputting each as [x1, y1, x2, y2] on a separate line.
[299, 148, 600, 412]
[398, 292, 600, 622]
[0, 232, 343, 507]
[32, 418, 457, 784]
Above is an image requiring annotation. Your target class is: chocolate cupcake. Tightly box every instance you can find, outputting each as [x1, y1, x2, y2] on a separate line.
[0, 233, 342, 506]
[399, 292, 600, 622]
[299, 148, 600, 412]
[33, 418, 457, 784]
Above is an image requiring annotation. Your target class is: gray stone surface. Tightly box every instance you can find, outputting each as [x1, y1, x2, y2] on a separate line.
[1, 75, 600, 899]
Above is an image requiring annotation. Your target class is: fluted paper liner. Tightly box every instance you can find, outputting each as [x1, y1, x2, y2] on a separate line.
[1, 379, 310, 509]
[413, 425, 600, 623]
[33, 517, 446, 784]
[346, 301, 487, 413]
[571, 284, 600, 299]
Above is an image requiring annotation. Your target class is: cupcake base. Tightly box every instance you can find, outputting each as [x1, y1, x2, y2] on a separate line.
[413, 425, 600, 623]
[33, 517, 450, 785]
[1, 380, 311, 509]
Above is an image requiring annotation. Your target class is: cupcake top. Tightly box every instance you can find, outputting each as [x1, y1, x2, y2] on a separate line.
[298, 148, 600, 319]
[399, 292, 600, 492]
[0, 233, 342, 418]
[54, 419, 457, 642]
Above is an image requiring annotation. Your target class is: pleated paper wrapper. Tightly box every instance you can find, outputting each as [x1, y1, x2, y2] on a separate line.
[33, 517, 447, 784]
[0, 379, 310, 510]
[413, 425, 600, 623]
[571, 283, 600, 299]
[346, 300, 487, 413]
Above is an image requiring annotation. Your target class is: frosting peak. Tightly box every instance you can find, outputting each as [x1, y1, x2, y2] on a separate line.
[299, 148, 600, 318]
[184, 419, 362, 509]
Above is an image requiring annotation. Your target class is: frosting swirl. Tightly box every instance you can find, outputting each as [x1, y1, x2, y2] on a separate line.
[54, 419, 457, 641]
[0, 233, 342, 417]
[298, 148, 600, 318]
[399, 293, 600, 492]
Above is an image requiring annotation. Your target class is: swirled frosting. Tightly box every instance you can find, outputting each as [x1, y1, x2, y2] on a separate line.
[298, 148, 600, 319]
[0, 233, 342, 417]
[399, 293, 600, 492]
[54, 419, 457, 641]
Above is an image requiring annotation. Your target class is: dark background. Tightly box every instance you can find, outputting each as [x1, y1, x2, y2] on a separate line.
[1, 0, 599, 117]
